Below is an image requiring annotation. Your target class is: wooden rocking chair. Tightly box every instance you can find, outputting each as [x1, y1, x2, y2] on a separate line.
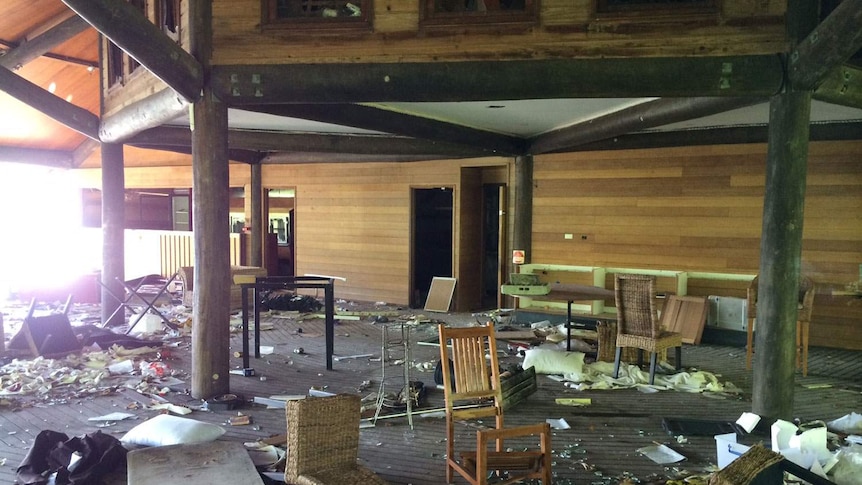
[438, 324, 552, 485]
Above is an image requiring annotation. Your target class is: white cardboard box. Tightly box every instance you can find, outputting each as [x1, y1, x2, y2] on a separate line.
[715, 433, 751, 469]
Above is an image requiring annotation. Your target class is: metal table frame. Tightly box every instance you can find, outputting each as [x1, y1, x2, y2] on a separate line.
[239, 276, 336, 371]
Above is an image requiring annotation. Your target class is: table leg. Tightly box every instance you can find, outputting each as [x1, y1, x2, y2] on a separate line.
[566, 300, 573, 352]
[254, 285, 261, 359]
[325, 282, 334, 370]
[241, 285, 250, 370]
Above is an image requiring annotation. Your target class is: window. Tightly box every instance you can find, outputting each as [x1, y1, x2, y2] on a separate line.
[106, 42, 125, 88]
[157, 0, 181, 41]
[596, 0, 717, 14]
[420, 0, 538, 29]
[262, 1, 373, 32]
[105, 0, 159, 88]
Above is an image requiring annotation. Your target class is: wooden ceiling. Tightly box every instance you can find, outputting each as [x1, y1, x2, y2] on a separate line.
[0, 2, 98, 153]
[1, 0, 861, 169]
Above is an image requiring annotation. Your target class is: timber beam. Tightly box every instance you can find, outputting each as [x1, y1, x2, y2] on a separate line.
[529, 96, 764, 154]
[100, 89, 190, 143]
[213, 55, 785, 104]
[244, 104, 526, 155]
[0, 14, 91, 70]
[61, 0, 203, 102]
[71, 138, 100, 167]
[788, 0, 862, 91]
[0, 65, 99, 139]
[565, 121, 862, 152]
[0, 145, 72, 168]
[262, 152, 460, 164]
[127, 126, 489, 158]
[124, 141, 265, 165]
[813, 64, 862, 110]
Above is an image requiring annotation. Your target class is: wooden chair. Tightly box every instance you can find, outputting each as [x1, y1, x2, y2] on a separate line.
[745, 276, 816, 376]
[745, 275, 758, 370]
[438, 324, 552, 485]
[285, 394, 387, 485]
[795, 277, 816, 377]
[611, 274, 683, 385]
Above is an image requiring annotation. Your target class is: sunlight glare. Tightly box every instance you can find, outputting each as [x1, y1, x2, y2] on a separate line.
[0, 163, 100, 299]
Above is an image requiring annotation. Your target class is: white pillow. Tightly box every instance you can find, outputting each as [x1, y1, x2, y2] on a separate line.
[522, 348, 585, 375]
[121, 414, 226, 447]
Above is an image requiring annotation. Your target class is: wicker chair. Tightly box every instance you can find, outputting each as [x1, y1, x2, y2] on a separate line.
[745, 275, 816, 376]
[438, 324, 552, 485]
[285, 394, 387, 485]
[611, 274, 683, 385]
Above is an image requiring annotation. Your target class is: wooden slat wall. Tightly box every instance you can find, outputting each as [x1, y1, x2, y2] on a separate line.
[102, 0, 788, 115]
[209, 0, 786, 65]
[260, 159, 506, 307]
[532, 140, 862, 350]
[72, 141, 860, 348]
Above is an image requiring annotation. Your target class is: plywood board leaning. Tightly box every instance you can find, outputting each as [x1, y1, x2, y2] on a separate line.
[424, 277, 457, 312]
[128, 441, 264, 485]
[661, 295, 708, 344]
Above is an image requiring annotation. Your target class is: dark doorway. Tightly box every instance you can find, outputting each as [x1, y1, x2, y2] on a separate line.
[480, 184, 504, 309]
[411, 188, 453, 308]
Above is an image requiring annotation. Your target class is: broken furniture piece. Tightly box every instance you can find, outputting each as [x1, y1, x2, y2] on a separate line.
[373, 321, 416, 429]
[438, 324, 552, 485]
[612, 273, 683, 385]
[100, 273, 179, 334]
[127, 440, 263, 485]
[286, 393, 387, 485]
[7, 296, 82, 358]
[660, 294, 709, 345]
[708, 442, 835, 485]
[424, 276, 457, 312]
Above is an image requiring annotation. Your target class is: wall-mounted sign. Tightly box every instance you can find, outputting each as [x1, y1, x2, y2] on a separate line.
[512, 250, 525, 265]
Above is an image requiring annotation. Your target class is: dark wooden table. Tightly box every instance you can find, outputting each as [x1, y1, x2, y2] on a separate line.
[516, 283, 615, 351]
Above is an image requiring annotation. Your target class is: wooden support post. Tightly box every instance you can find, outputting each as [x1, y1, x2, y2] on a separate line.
[190, 0, 230, 400]
[752, 90, 811, 421]
[191, 89, 230, 399]
[100, 142, 125, 327]
[752, 0, 822, 422]
[250, 163, 263, 268]
[513, 155, 533, 266]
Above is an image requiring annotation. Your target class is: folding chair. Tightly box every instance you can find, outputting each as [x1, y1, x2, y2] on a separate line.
[100, 272, 179, 334]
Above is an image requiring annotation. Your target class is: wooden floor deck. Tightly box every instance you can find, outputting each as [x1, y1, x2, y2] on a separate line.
[1, 305, 860, 484]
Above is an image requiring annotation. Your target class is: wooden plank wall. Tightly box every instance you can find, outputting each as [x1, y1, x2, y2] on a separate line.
[260, 158, 506, 308]
[531, 140, 862, 350]
[210, 0, 786, 65]
[72, 141, 861, 348]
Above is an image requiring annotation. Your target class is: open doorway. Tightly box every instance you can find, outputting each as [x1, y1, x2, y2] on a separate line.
[267, 188, 295, 277]
[481, 184, 505, 309]
[411, 187, 453, 308]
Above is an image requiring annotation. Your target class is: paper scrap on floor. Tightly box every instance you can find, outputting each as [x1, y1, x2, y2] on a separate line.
[637, 444, 685, 464]
[555, 398, 591, 406]
[546, 418, 571, 430]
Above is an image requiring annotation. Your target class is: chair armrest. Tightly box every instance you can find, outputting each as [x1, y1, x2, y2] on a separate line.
[477, 422, 551, 442]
